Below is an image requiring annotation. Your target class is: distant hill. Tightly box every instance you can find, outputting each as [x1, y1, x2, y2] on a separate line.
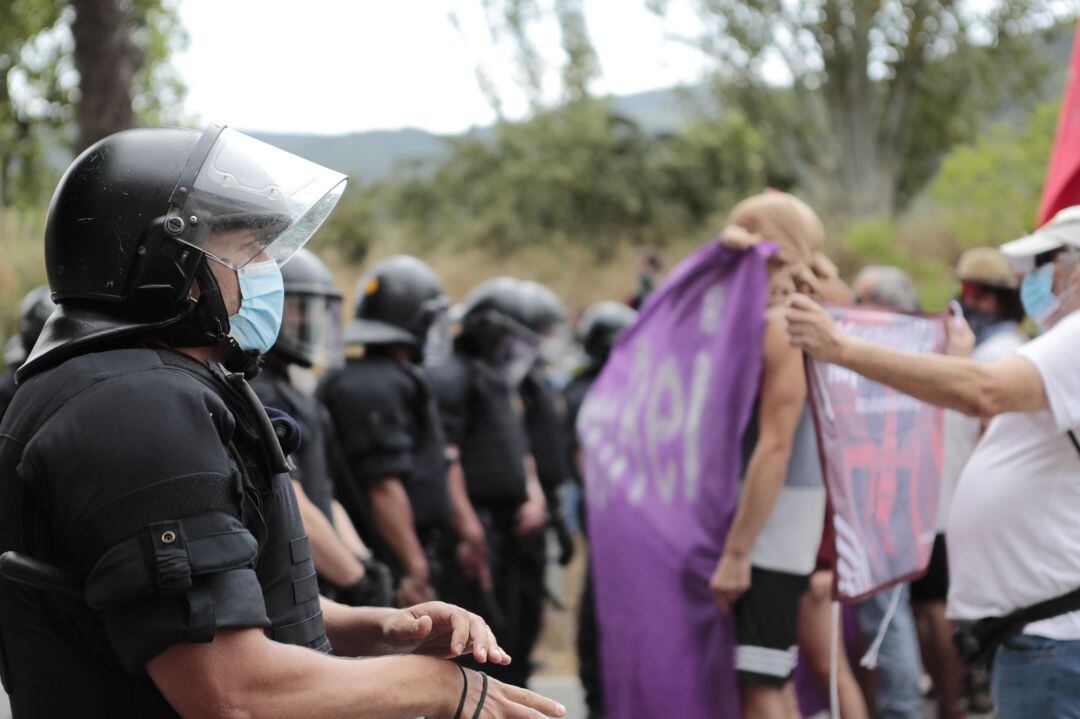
[247, 83, 709, 184]
[247, 127, 452, 184]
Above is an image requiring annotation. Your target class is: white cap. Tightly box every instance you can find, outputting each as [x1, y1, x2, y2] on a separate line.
[1001, 206, 1080, 270]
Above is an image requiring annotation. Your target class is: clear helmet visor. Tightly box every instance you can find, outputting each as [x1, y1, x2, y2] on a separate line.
[497, 334, 539, 387]
[277, 292, 344, 369]
[167, 127, 347, 269]
[423, 309, 452, 364]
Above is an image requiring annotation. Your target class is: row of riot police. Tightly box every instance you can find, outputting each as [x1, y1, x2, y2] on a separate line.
[0, 121, 639, 718]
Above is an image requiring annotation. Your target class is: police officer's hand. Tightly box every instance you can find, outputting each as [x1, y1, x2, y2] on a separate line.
[382, 601, 512, 665]
[337, 558, 396, 607]
[710, 551, 751, 613]
[397, 574, 436, 607]
[514, 495, 547, 537]
[448, 668, 566, 719]
[457, 533, 489, 582]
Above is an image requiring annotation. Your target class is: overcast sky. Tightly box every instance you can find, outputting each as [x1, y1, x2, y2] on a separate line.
[174, 0, 711, 135]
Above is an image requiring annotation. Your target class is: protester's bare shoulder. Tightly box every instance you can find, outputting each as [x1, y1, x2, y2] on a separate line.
[762, 311, 807, 398]
[764, 309, 803, 362]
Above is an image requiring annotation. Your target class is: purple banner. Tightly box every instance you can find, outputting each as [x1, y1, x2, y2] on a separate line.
[578, 242, 772, 719]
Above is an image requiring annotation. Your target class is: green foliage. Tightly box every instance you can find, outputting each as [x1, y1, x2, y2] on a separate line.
[309, 184, 380, 265]
[370, 99, 780, 258]
[841, 215, 955, 310]
[928, 99, 1059, 248]
[651, 0, 1067, 217]
[0, 207, 47, 342]
[0, 0, 187, 209]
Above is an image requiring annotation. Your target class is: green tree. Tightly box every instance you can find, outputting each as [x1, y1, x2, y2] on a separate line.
[376, 97, 780, 258]
[928, 98, 1059, 248]
[649, 0, 1068, 218]
[0, 0, 187, 206]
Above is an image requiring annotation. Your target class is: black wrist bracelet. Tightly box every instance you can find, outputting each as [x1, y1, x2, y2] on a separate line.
[453, 664, 468, 719]
[470, 672, 489, 719]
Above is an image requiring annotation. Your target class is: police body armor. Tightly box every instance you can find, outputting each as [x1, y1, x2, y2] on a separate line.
[320, 354, 453, 537]
[430, 354, 528, 507]
[250, 364, 337, 521]
[0, 348, 327, 717]
[520, 368, 569, 499]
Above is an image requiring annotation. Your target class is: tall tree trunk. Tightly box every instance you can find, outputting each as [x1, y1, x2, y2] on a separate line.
[71, 0, 140, 153]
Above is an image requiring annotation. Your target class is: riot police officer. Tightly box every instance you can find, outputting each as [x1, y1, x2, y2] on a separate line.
[318, 255, 455, 607]
[518, 281, 575, 566]
[250, 247, 393, 607]
[0, 125, 561, 719]
[563, 300, 637, 719]
[563, 300, 639, 471]
[428, 277, 549, 688]
[0, 286, 55, 417]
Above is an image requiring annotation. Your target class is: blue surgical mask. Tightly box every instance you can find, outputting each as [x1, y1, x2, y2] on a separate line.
[229, 259, 285, 354]
[1020, 263, 1060, 330]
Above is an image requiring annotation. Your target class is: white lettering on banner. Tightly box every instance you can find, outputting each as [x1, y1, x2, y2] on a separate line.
[701, 284, 726, 335]
[683, 351, 711, 502]
[622, 340, 653, 505]
[644, 357, 684, 504]
[583, 349, 714, 508]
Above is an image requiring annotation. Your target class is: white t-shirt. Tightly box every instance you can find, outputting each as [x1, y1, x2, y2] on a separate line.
[947, 311, 1080, 638]
[938, 326, 1025, 531]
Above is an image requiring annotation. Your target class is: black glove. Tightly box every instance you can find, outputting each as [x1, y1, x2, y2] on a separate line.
[336, 558, 395, 607]
[263, 405, 302, 456]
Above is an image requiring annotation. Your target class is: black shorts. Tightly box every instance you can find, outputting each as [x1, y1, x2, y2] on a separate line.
[733, 567, 809, 687]
[910, 533, 949, 602]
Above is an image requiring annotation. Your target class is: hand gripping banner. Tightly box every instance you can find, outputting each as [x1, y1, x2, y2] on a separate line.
[578, 242, 772, 719]
[806, 306, 947, 601]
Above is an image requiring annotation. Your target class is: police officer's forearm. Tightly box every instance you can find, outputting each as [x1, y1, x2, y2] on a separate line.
[293, 480, 366, 586]
[332, 499, 371, 558]
[321, 597, 401, 656]
[447, 458, 485, 544]
[369, 477, 430, 578]
[149, 627, 460, 718]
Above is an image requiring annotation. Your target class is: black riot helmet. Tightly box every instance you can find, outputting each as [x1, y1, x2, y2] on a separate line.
[456, 277, 539, 381]
[520, 281, 567, 336]
[273, 248, 344, 369]
[345, 255, 449, 353]
[19, 124, 346, 382]
[16, 285, 57, 365]
[579, 300, 637, 365]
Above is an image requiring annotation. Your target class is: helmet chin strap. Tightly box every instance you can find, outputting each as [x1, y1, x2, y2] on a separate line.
[164, 257, 262, 378]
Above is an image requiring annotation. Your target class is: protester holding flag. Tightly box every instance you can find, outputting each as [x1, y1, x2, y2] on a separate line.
[784, 207, 1080, 718]
[708, 192, 832, 718]
[914, 247, 1026, 718]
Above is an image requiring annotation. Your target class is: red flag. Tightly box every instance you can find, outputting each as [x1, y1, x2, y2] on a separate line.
[1039, 23, 1080, 225]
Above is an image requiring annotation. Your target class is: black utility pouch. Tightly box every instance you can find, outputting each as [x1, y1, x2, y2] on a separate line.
[953, 618, 1016, 670]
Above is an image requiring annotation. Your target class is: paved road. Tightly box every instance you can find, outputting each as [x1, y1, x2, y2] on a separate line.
[531, 676, 587, 719]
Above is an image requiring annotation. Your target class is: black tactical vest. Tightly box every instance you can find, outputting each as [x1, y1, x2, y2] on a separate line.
[0, 348, 328, 718]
